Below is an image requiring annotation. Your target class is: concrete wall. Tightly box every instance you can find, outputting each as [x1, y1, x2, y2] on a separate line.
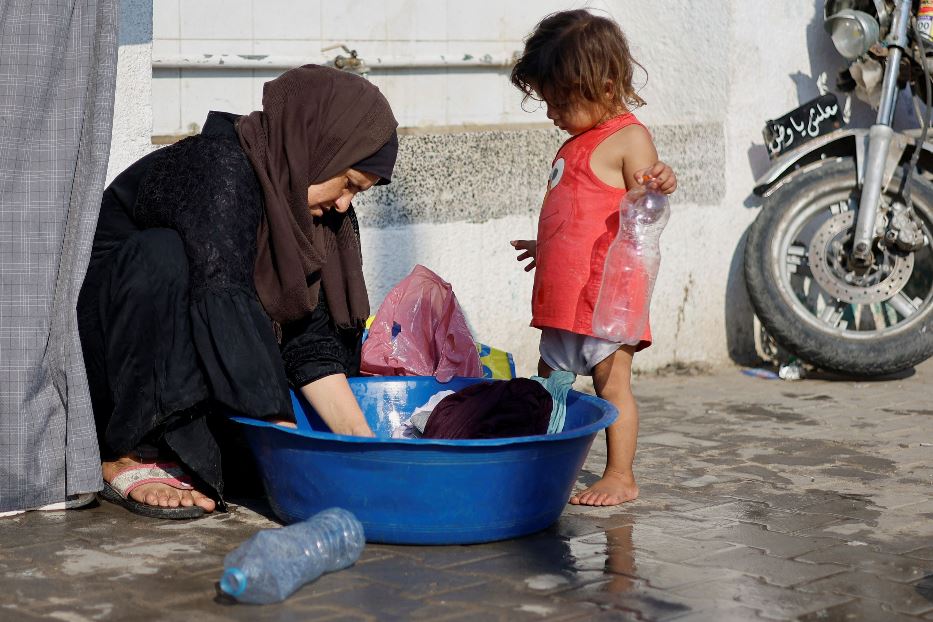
[151, 0, 575, 132]
[109, 0, 154, 184]
[140, 0, 874, 375]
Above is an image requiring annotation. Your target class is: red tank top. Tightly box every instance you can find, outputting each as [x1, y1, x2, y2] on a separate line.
[531, 113, 652, 348]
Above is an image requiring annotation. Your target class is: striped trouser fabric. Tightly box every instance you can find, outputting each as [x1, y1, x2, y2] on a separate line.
[0, 0, 117, 511]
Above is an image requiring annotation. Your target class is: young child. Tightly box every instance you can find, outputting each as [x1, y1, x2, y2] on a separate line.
[510, 9, 677, 506]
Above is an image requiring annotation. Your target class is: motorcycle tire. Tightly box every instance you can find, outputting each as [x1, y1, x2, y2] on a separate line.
[744, 157, 933, 377]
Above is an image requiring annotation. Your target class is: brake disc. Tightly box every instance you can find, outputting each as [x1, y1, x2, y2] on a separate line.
[807, 211, 914, 304]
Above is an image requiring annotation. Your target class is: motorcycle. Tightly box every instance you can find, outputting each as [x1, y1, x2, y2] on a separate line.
[745, 0, 933, 376]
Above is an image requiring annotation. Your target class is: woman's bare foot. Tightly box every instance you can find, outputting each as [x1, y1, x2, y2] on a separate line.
[102, 456, 216, 513]
[569, 468, 639, 506]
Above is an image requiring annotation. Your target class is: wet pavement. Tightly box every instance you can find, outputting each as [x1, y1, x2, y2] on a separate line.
[2, 361, 932, 621]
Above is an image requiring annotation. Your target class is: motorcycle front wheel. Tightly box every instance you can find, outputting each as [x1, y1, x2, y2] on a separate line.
[744, 157, 933, 376]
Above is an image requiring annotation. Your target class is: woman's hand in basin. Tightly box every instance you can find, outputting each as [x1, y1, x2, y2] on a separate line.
[299, 374, 375, 437]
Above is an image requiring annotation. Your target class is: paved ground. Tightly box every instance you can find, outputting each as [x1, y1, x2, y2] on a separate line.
[2, 361, 932, 621]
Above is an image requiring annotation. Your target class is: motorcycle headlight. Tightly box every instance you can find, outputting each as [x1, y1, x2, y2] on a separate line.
[825, 9, 881, 60]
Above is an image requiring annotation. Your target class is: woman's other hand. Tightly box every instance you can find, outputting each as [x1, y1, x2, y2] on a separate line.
[511, 239, 537, 271]
[634, 161, 677, 195]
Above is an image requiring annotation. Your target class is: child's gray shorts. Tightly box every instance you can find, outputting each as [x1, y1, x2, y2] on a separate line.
[539, 327, 621, 376]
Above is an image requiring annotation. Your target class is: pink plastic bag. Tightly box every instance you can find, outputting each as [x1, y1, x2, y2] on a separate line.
[361, 265, 483, 382]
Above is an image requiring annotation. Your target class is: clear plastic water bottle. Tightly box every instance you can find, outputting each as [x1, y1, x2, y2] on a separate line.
[779, 357, 805, 381]
[219, 507, 365, 604]
[592, 177, 670, 344]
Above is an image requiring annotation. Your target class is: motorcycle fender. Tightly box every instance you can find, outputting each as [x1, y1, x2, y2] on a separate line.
[753, 127, 916, 198]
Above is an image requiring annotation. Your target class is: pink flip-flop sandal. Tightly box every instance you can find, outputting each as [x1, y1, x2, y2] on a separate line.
[99, 462, 205, 520]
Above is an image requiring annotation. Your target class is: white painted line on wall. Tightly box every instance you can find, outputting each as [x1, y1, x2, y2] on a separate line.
[152, 53, 519, 71]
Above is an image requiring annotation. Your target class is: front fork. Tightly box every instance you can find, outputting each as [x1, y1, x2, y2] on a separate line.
[851, 0, 912, 267]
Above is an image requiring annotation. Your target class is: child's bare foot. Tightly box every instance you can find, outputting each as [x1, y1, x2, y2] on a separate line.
[569, 468, 639, 506]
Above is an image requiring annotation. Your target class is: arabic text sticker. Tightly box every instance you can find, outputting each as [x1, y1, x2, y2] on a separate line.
[764, 94, 841, 158]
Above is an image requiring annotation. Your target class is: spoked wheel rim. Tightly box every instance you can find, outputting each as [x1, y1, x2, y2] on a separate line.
[772, 178, 933, 340]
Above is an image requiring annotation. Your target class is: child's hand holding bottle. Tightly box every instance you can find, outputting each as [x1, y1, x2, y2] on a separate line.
[633, 161, 677, 194]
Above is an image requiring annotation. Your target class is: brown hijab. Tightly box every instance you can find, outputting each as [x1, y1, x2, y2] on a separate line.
[236, 65, 398, 327]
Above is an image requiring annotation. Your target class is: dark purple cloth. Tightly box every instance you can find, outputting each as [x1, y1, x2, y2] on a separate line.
[422, 379, 552, 440]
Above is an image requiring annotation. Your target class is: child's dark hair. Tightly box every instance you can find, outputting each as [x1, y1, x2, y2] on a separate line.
[511, 9, 646, 111]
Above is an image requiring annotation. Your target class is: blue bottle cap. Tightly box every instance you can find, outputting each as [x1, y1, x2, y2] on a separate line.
[219, 567, 247, 597]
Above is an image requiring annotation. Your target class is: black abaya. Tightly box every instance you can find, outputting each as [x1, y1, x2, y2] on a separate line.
[77, 112, 362, 499]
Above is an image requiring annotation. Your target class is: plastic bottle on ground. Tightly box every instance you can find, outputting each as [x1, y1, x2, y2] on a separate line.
[219, 507, 365, 604]
[778, 357, 805, 381]
[592, 177, 671, 344]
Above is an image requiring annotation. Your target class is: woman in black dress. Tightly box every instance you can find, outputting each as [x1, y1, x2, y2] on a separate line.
[78, 65, 398, 518]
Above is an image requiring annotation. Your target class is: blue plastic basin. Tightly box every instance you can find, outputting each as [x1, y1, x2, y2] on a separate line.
[232, 376, 617, 544]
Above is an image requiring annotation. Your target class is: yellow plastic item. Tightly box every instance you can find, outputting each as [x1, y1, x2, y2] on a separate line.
[477, 343, 516, 380]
